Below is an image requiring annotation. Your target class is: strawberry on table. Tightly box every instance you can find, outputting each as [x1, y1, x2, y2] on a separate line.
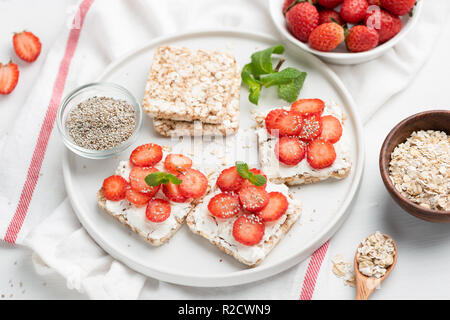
[318, 0, 344, 9]
[258, 192, 289, 222]
[275, 136, 306, 166]
[232, 214, 265, 246]
[13, 31, 41, 62]
[265, 108, 285, 136]
[178, 169, 208, 199]
[130, 143, 163, 167]
[208, 192, 241, 219]
[307, 139, 337, 169]
[129, 166, 160, 196]
[319, 9, 345, 25]
[238, 185, 269, 212]
[102, 175, 128, 201]
[308, 22, 345, 52]
[365, 8, 402, 44]
[380, 0, 415, 16]
[291, 98, 325, 115]
[286, 2, 320, 42]
[163, 182, 189, 203]
[319, 115, 343, 143]
[126, 188, 152, 207]
[146, 198, 171, 223]
[164, 154, 192, 175]
[0, 62, 19, 95]
[346, 25, 379, 52]
[275, 110, 303, 137]
[216, 166, 244, 192]
[340, 0, 369, 24]
[298, 113, 322, 141]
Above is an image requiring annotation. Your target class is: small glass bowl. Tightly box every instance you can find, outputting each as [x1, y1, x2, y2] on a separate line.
[57, 82, 143, 159]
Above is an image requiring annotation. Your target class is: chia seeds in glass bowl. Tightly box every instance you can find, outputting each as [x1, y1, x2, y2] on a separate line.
[57, 83, 142, 159]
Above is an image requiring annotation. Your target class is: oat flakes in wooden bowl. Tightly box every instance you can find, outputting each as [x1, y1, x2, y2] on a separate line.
[379, 110, 450, 222]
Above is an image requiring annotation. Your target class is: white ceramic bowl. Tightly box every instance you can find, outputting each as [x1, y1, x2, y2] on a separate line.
[269, 0, 423, 65]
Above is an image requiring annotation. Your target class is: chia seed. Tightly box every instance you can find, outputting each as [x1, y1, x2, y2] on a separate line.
[66, 96, 136, 151]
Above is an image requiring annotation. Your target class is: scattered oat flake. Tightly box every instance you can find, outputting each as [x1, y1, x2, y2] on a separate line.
[331, 254, 356, 287]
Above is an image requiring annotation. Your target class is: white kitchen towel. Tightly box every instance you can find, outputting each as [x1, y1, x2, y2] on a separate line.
[1, 0, 448, 299]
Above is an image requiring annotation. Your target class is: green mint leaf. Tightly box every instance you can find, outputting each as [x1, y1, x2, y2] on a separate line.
[259, 67, 304, 88]
[278, 71, 307, 103]
[241, 63, 262, 105]
[145, 172, 181, 187]
[235, 161, 252, 179]
[249, 174, 267, 187]
[250, 45, 285, 79]
[167, 174, 182, 185]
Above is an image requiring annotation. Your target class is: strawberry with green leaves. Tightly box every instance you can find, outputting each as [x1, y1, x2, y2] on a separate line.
[340, 0, 369, 24]
[380, 0, 415, 16]
[308, 22, 345, 52]
[346, 25, 379, 52]
[286, 1, 319, 43]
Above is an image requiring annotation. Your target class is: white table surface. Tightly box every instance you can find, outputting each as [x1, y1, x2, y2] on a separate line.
[0, 0, 449, 300]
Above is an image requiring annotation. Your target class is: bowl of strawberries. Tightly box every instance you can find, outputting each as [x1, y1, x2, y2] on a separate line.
[269, 0, 423, 65]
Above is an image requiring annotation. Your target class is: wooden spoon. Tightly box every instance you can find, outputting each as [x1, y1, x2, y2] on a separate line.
[354, 234, 398, 300]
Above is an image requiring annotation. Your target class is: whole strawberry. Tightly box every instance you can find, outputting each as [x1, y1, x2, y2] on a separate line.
[286, 2, 320, 42]
[365, 8, 402, 43]
[0, 62, 20, 95]
[309, 22, 345, 52]
[317, 0, 344, 9]
[346, 25, 379, 52]
[380, 0, 415, 16]
[319, 9, 345, 25]
[340, 0, 369, 24]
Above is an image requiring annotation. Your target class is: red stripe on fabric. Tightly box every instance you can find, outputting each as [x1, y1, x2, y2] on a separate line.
[3, 0, 95, 244]
[299, 241, 330, 300]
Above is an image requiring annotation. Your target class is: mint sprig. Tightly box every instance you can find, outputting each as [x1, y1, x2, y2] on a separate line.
[145, 172, 182, 187]
[235, 161, 267, 187]
[241, 45, 307, 105]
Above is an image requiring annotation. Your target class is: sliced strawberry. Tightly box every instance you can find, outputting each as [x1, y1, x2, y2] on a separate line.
[307, 140, 337, 169]
[129, 167, 160, 196]
[265, 108, 285, 136]
[178, 169, 208, 199]
[275, 110, 303, 137]
[130, 143, 163, 167]
[275, 136, 306, 166]
[0, 62, 19, 95]
[238, 186, 269, 212]
[145, 198, 171, 223]
[298, 113, 322, 141]
[291, 99, 325, 115]
[241, 169, 267, 189]
[208, 193, 241, 219]
[126, 188, 152, 207]
[216, 166, 244, 192]
[13, 31, 41, 62]
[319, 115, 342, 143]
[163, 182, 189, 203]
[257, 192, 289, 222]
[164, 154, 192, 174]
[102, 175, 128, 201]
[232, 214, 265, 246]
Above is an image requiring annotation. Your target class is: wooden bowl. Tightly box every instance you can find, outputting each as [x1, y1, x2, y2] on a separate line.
[379, 110, 450, 223]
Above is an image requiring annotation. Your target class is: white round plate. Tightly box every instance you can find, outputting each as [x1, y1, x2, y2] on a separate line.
[63, 29, 364, 287]
[269, 0, 423, 65]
